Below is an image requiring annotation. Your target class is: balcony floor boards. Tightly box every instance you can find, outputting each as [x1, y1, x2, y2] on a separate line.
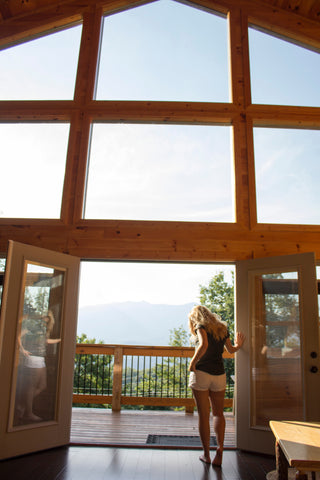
[70, 408, 236, 447]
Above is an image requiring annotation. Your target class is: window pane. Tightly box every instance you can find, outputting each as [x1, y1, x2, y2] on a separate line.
[254, 128, 320, 224]
[96, 1, 229, 102]
[0, 124, 69, 218]
[84, 124, 234, 222]
[249, 27, 320, 107]
[0, 25, 82, 100]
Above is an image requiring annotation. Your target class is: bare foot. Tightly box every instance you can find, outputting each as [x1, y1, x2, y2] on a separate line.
[199, 455, 211, 464]
[24, 413, 43, 422]
[212, 448, 223, 467]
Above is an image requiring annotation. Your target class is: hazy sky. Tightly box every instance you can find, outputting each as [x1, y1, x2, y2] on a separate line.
[79, 261, 234, 307]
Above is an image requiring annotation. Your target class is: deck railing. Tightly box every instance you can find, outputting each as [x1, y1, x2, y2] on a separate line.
[73, 344, 234, 412]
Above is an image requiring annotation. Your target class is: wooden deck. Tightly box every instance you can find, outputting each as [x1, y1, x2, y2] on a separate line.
[71, 407, 235, 447]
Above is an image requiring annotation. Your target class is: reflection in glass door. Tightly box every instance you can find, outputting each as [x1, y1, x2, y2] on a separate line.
[251, 272, 302, 428]
[11, 263, 65, 428]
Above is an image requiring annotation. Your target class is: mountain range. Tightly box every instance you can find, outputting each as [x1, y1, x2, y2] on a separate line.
[77, 301, 195, 346]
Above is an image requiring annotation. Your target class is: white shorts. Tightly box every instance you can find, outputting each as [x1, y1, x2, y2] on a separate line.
[188, 370, 226, 392]
[25, 356, 46, 368]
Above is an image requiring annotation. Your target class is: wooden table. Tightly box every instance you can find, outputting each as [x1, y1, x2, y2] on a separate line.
[270, 420, 320, 480]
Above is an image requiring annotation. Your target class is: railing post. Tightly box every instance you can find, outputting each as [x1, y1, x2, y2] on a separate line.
[185, 405, 194, 414]
[112, 346, 123, 412]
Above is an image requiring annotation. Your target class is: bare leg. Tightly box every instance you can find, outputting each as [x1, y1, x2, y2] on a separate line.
[209, 389, 226, 466]
[34, 367, 47, 397]
[24, 367, 46, 421]
[192, 389, 211, 464]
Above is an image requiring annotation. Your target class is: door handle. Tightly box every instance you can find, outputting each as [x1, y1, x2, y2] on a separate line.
[310, 366, 318, 373]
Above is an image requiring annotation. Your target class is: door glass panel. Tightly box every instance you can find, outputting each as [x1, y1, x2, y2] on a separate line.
[11, 263, 65, 428]
[251, 271, 302, 428]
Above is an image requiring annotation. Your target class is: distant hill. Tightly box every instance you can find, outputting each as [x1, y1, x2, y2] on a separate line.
[77, 301, 195, 346]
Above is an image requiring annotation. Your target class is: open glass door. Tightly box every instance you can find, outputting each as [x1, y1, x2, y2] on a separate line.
[236, 252, 320, 455]
[0, 241, 80, 459]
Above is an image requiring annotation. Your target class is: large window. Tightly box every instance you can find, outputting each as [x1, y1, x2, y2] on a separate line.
[96, 1, 230, 102]
[1, 1, 320, 230]
[84, 124, 234, 222]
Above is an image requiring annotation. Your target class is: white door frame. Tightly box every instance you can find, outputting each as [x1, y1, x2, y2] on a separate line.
[235, 252, 320, 454]
[0, 241, 80, 460]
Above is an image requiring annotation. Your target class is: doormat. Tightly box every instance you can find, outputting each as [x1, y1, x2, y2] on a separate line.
[146, 435, 217, 446]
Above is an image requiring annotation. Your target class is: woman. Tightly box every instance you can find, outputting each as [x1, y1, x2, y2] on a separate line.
[188, 305, 245, 467]
[17, 310, 61, 422]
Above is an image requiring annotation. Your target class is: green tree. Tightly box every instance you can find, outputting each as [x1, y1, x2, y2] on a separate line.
[74, 333, 112, 408]
[169, 324, 189, 346]
[199, 271, 234, 339]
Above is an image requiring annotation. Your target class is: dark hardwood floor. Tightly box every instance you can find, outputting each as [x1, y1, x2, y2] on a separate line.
[0, 445, 276, 480]
[0, 409, 277, 479]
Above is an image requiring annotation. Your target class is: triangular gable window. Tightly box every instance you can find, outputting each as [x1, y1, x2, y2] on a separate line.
[96, 0, 230, 102]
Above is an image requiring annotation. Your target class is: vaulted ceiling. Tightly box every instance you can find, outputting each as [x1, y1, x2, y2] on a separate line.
[1, 0, 320, 25]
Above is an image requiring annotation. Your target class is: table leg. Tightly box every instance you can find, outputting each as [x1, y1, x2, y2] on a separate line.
[295, 472, 308, 480]
[276, 440, 288, 480]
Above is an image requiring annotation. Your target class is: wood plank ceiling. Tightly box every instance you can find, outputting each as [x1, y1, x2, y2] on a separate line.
[1, 0, 320, 25]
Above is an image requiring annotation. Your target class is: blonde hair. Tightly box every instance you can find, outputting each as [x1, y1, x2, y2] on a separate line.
[188, 305, 227, 341]
[44, 310, 55, 337]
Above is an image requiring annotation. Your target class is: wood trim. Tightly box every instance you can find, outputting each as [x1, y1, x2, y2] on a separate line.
[1, 221, 320, 260]
[0, 10, 82, 50]
[245, 116, 257, 229]
[2, 0, 320, 51]
[245, 3, 320, 51]
[73, 7, 103, 105]
[75, 344, 235, 359]
[1, 102, 319, 126]
[72, 394, 233, 408]
[85, 101, 238, 123]
[60, 112, 83, 224]
[0, 101, 76, 121]
[248, 105, 320, 128]
[73, 394, 113, 404]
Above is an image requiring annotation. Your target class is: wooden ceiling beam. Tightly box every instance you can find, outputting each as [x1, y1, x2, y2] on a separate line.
[1, 220, 320, 261]
[1, 0, 320, 51]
